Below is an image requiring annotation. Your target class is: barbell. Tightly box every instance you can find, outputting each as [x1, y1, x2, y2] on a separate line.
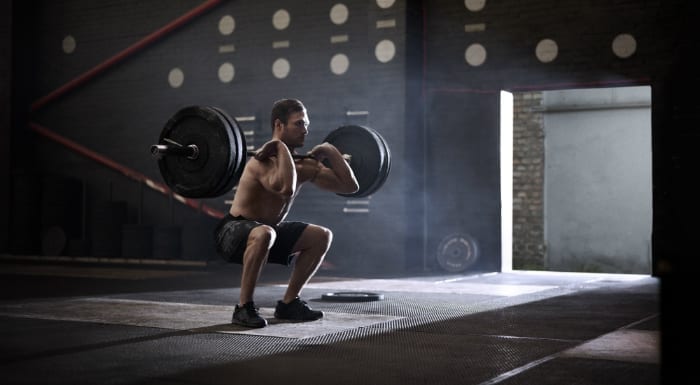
[150, 105, 391, 199]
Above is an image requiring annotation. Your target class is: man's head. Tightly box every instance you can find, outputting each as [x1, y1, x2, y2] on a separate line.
[271, 98, 309, 149]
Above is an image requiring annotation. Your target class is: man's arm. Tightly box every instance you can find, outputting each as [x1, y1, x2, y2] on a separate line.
[308, 143, 359, 194]
[254, 140, 297, 197]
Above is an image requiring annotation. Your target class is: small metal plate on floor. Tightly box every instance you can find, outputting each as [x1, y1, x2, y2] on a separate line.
[321, 291, 383, 302]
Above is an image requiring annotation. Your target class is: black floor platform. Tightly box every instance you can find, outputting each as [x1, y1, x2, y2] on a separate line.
[0, 257, 667, 385]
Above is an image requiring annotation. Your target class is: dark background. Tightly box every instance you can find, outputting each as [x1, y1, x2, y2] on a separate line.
[2, 0, 696, 277]
[1, 0, 696, 378]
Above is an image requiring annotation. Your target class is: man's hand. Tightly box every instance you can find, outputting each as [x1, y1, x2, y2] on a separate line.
[305, 142, 358, 194]
[307, 142, 338, 163]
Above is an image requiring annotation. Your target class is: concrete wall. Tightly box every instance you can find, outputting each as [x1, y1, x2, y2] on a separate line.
[512, 87, 652, 274]
[543, 86, 652, 273]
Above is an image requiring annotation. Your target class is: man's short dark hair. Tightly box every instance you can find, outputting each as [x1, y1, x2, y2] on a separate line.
[271, 99, 305, 131]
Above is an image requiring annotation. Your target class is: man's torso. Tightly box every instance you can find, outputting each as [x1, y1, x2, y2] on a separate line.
[229, 157, 319, 225]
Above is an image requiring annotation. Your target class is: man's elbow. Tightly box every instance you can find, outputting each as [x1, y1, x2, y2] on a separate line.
[275, 185, 295, 198]
[343, 180, 360, 194]
[269, 181, 295, 198]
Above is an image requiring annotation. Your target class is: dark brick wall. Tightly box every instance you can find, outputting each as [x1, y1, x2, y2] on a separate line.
[512, 92, 545, 270]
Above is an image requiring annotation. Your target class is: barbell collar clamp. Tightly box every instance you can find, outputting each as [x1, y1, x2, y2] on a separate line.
[150, 144, 199, 160]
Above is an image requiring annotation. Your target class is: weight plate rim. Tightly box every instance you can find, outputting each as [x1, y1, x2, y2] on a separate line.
[351, 126, 385, 197]
[212, 106, 247, 196]
[213, 106, 246, 184]
[205, 106, 246, 197]
[376, 127, 391, 189]
[200, 106, 237, 197]
[352, 125, 390, 197]
[320, 291, 384, 302]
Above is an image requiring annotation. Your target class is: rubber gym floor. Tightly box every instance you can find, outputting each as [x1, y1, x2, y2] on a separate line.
[0, 256, 665, 385]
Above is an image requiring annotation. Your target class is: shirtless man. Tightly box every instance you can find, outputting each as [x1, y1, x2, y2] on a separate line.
[214, 99, 359, 328]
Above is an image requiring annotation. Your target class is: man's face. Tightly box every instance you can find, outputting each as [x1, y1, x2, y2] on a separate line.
[281, 109, 309, 149]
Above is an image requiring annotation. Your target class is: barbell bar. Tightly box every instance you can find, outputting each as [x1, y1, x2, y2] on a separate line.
[151, 105, 391, 199]
[150, 142, 349, 161]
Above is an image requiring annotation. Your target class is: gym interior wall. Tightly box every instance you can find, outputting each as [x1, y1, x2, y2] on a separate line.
[4, 0, 699, 281]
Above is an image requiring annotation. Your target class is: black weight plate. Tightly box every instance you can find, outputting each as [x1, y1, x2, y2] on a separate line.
[358, 126, 391, 197]
[348, 126, 386, 198]
[377, 130, 391, 191]
[321, 291, 384, 302]
[200, 106, 236, 197]
[323, 125, 386, 198]
[158, 106, 230, 198]
[205, 106, 247, 196]
[158, 106, 237, 198]
[436, 233, 479, 273]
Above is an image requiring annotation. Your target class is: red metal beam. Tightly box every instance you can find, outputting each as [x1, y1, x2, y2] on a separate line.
[27, 0, 228, 219]
[29, 121, 225, 219]
[30, 0, 225, 112]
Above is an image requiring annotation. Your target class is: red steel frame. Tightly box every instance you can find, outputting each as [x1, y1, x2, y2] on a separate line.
[29, 0, 226, 219]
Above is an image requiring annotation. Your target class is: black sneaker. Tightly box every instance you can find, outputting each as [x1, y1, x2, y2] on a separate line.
[232, 302, 267, 328]
[274, 297, 324, 321]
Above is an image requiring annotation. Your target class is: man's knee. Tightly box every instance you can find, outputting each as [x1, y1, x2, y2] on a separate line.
[313, 225, 333, 248]
[248, 225, 276, 250]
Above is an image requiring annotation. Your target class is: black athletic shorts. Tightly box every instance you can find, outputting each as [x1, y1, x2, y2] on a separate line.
[213, 214, 309, 265]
